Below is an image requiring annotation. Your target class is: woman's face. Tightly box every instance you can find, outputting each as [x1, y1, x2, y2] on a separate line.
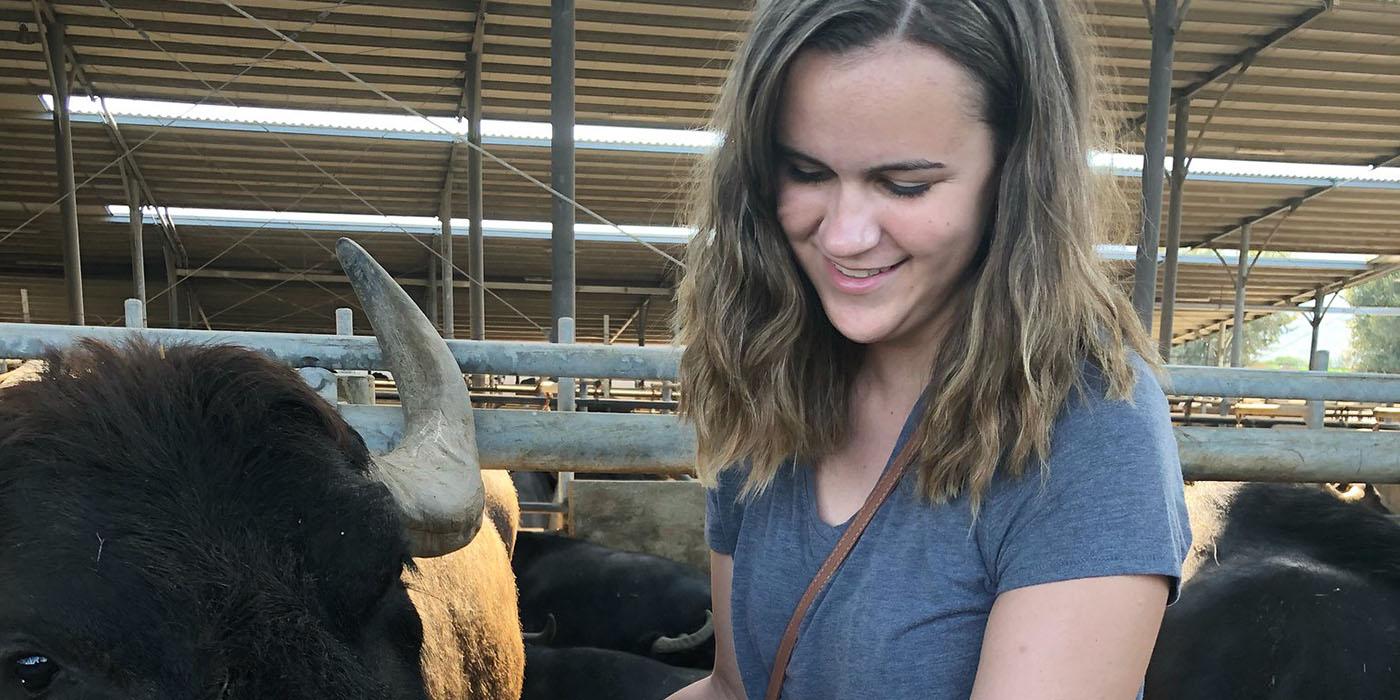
[776, 38, 999, 349]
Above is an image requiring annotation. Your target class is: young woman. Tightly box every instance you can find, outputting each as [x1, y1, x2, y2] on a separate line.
[670, 1, 1190, 698]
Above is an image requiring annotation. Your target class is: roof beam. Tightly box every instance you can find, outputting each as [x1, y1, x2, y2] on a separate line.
[1171, 259, 1400, 344]
[1120, 1, 1335, 135]
[1188, 149, 1400, 250]
[34, 1, 187, 264]
[176, 267, 672, 296]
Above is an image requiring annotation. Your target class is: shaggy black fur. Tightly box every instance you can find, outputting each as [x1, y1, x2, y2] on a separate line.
[522, 645, 707, 700]
[0, 341, 427, 699]
[513, 531, 714, 670]
[1147, 483, 1400, 699]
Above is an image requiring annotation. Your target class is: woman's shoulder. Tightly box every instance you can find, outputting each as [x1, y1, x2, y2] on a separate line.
[987, 350, 1177, 498]
[1058, 350, 1170, 438]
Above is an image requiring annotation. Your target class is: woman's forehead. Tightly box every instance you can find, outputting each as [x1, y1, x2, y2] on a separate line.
[776, 41, 988, 164]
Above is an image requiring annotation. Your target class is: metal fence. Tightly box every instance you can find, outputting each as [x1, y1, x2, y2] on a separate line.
[3, 317, 1398, 483]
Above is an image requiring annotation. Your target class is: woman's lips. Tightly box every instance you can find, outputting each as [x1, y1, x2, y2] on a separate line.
[825, 258, 906, 293]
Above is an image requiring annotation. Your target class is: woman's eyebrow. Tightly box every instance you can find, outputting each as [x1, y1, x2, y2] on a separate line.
[776, 144, 946, 174]
[868, 158, 946, 174]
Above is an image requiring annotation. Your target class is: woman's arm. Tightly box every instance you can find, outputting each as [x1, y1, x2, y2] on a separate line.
[969, 574, 1169, 700]
[668, 552, 745, 700]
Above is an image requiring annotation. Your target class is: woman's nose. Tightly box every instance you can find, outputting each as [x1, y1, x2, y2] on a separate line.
[816, 188, 880, 258]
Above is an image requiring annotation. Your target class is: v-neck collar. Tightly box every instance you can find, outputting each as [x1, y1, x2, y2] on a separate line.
[799, 392, 929, 543]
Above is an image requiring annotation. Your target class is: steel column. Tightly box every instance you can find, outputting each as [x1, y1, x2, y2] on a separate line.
[601, 314, 612, 398]
[553, 316, 577, 530]
[46, 19, 84, 325]
[124, 299, 145, 329]
[1308, 288, 1325, 368]
[1131, 0, 1178, 331]
[1230, 222, 1251, 369]
[637, 298, 649, 347]
[125, 167, 147, 324]
[425, 252, 439, 328]
[1157, 98, 1190, 360]
[1307, 350, 1329, 429]
[19, 289, 30, 323]
[163, 244, 181, 328]
[439, 171, 455, 339]
[336, 308, 374, 405]
[467, 49, 486, 345]
[550, 0, 576, 340]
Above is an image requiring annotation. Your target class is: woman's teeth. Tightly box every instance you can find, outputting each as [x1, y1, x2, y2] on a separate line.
[834, 262, 898, 279]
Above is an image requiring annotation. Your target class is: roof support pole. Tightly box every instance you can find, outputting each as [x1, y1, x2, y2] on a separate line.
[550, 0, 576, 342]
[123, 165, 147, 324]
[1306, 350, 1328, 429]
[440, 170, 456, 339]
[468, 48, 485, 349]
[20, 289, 30, 324]
[1230, 222, 1251, 370]
[637, 298, 649, 347]
[163, 241, 181, 328]
[45, 19, 84, 325]
[1308, 288, 1326, 371]
[1131, 0, 1177, 332]
[1157, 98, 1190, 360]
[425, 250, 439, 328]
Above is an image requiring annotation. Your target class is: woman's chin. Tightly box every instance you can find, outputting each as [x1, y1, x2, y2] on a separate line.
[827, 316, 898, 346]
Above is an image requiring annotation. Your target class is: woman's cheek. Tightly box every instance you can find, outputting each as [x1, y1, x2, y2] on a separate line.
[776, 187, 821, 242]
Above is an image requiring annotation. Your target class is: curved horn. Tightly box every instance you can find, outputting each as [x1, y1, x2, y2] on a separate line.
[522, 613, 557, 644]
[651, 610, 714, 655]
[337, 238, 483, 557]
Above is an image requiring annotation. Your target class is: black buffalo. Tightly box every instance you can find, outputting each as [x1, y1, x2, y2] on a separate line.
[0, 240, 523, 699]
[1146, 482, 1400, 698]
[522, 645, 707, 700]
[513, 531, 715, 669]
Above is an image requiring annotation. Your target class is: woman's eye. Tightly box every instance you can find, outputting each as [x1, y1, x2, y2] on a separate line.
[883, 180, 932, 198]
[785, 164, 831, 183]
[11, 653, 59, 692]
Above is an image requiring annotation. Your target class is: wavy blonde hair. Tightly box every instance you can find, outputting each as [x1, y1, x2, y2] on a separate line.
[677, 0, 1156, 509]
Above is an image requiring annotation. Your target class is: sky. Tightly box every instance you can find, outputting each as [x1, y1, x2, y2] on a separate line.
[1270, 299, 1354, 368]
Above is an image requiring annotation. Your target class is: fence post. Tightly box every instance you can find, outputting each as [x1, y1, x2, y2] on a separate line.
[601, 314, 612, 399]
[336, 308, 374, 405]
[124, 298, 146, 329]
[553, 317, 576, 531]
[1307, 350, 1329, 429]
[298, 367, 338, 405]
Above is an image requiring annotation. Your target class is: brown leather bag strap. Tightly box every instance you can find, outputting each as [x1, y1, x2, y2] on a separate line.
[763, 438, 919, 700]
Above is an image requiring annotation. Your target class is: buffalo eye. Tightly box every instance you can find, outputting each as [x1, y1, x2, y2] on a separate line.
[11, 654, 58, 692]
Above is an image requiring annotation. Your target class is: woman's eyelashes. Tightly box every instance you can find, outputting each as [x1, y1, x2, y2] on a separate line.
[883, 180, 932, 198]
[783, 162, 934, 199]
[785, 162, 831, 183]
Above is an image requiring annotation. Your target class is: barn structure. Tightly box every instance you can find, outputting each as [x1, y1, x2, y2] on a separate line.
[1, 0, 1398, 515]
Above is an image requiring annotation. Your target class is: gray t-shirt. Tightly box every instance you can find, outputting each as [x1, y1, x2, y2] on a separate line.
[706, 357, 1191, 699]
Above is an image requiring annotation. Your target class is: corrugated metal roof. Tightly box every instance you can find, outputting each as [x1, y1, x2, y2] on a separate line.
[1, 0, 1398, 347]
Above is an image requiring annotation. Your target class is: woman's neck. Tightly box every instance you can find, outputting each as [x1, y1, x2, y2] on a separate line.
[856, 306, 954, 407]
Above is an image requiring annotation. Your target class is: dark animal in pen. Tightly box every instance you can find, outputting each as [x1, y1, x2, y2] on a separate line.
[1146, 482, 1400, 699]
[513, 531, 715, 670]
[522, 644, 707, 700]
[0, 240, 524, 699]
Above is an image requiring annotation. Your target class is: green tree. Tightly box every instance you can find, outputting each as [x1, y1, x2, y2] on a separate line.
[1171, 312, 1294, 367]
[1343, 271, 1400, 373]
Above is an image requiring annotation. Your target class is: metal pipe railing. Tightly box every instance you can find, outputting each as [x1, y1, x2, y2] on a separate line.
[5, 321, 1398, 403]
[341, 405, 1399, 483]
[0, 322, 679, 381]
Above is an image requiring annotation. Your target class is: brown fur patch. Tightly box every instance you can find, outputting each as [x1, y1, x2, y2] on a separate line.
[407, 468, 525, 699]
